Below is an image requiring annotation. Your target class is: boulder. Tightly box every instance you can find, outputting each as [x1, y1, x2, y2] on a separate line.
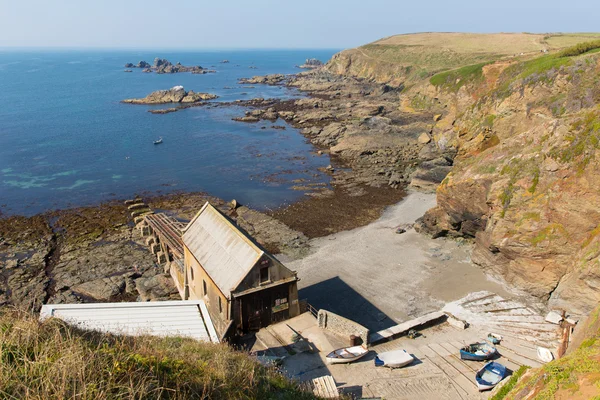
[73, 277, 126, 301]
[418, 132, 432, 144]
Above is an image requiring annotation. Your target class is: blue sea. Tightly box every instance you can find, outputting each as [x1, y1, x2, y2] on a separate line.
[0, 49, 338, 216]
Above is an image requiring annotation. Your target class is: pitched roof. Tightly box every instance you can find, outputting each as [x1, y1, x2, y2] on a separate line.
[40, 300, 219, 343]
[182, 202, 263, 297]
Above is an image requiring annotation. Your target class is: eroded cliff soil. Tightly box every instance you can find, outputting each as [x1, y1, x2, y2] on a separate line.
[411, 54, 600, 316]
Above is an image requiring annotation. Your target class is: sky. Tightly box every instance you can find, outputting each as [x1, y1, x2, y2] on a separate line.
[0, 0, 598, 49]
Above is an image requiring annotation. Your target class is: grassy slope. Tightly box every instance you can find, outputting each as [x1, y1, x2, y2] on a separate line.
[326, 32, 600, 85]
[0, 310, 316, 400]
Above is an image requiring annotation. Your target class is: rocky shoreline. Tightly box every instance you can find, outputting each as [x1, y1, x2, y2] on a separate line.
[0, 68, 456, 312]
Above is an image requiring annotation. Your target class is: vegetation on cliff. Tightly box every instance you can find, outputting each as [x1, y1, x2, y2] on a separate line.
[0, 310, 314, 399]
[326, 32, 600, 86]
[413, 40, 600, 316]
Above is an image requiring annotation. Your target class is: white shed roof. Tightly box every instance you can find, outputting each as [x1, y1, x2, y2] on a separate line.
[40, 300, 219, 343]
[182, 202, 263, 297]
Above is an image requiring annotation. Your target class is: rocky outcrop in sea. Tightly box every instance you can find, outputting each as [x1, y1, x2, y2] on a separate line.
[122, 86, 218, 104]
[124, 58, 216, 74]
[298, 58, 324, 69]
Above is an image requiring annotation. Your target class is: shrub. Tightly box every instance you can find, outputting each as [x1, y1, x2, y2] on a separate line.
[558, 40, 600, 58]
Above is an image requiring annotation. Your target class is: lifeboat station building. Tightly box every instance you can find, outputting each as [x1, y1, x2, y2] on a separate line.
[164, 202, 301, 340]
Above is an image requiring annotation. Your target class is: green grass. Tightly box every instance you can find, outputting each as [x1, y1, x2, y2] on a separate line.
[429, 62, 490, 92]
[0, 310, 316, 400]
[550, 110, 600, 173]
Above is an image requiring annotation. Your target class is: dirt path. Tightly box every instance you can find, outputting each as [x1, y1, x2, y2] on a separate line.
[285, 191, 513, 332]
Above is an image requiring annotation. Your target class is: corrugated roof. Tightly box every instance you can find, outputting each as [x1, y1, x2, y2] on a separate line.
[39, 300, 219, 343]
[182, 202, 263, 297]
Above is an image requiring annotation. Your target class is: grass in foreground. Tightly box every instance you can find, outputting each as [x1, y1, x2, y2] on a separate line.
[0, 310, 316, 400]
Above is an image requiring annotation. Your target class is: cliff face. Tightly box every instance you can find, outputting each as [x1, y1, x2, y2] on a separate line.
[326, 34, 600, 316]
[417, 54, 600, 316]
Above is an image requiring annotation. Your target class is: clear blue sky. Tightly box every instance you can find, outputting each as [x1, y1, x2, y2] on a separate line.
[1, 0, 598, 49]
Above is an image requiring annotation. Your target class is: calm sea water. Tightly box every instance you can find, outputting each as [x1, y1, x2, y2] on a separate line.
[0, 49, 338, 216]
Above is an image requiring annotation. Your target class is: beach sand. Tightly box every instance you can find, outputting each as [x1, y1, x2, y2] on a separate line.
[284, 191, 513, 332]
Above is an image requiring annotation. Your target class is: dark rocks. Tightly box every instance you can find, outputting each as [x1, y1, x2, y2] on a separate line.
[239, 74, 285, 85]
[125, 58, 216, 74]
[298, 58, 324, 69]
[122, 86, 218, 104]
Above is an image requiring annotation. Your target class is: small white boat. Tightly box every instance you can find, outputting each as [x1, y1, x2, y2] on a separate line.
[153, 137, 163, 145]
[374, 349, 414, 368]
[537, 346, 554, 363]
[476, 361, 506, 391]
[326, 345, 369, 364]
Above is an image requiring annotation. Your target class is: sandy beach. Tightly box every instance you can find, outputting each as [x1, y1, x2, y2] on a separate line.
[285, 191, 513, 331]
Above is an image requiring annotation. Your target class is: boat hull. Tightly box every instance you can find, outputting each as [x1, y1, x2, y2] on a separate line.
[476, 361, 506, 391]
[460, 342, 497, 361]
[374, 349, 414, 368]
[326, 345, 369, 364]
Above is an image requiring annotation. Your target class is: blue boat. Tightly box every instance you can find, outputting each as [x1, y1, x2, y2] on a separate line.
[460, 342, 497, 361]
[476, 361, 506, 391]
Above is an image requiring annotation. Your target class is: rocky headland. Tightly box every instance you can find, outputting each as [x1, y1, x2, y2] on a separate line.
[226, 33, 600, 319]
[124, 57, 216, 74]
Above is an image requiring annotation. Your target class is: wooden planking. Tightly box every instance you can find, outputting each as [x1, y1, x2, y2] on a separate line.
[497, 345, 543, 368]
[418, 345, 438, 358]
[427, 345, 479, 394]
[424, 355, 475, 398]
[428, 343, 452, 357]
[310, 375, 339, 398]
[440, 342, 460, 356]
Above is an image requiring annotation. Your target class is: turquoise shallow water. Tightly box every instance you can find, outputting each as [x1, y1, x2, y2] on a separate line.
[0, 49, 338, 215]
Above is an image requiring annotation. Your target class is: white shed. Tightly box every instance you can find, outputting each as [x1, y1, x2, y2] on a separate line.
[40, 300, 219, 343]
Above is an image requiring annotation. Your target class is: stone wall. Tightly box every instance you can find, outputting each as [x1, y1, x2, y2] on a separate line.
[317, 309, 369, 345]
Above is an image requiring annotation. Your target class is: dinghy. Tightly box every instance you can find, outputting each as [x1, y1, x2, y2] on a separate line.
[476, 361, 506, 391]
[460, 342, 497, 361]
[374, 349, 414, 368]
[153, 137, 163, 145]
[537, 346, 554, 363]
[487, 333, 502, 345]
[326, 345, 368, 364]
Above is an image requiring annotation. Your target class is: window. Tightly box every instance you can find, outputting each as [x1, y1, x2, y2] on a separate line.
[218, 297, 222, 314]
[203, 280, 207, 296]
[259, 267, 269, 284]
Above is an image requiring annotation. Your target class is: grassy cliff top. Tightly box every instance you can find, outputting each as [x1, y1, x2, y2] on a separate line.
[0, 310, 316, 400]
[327, 32, 600, 85]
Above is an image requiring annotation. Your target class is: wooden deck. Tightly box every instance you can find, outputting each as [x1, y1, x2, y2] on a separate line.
[304, 375, 339, 398]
